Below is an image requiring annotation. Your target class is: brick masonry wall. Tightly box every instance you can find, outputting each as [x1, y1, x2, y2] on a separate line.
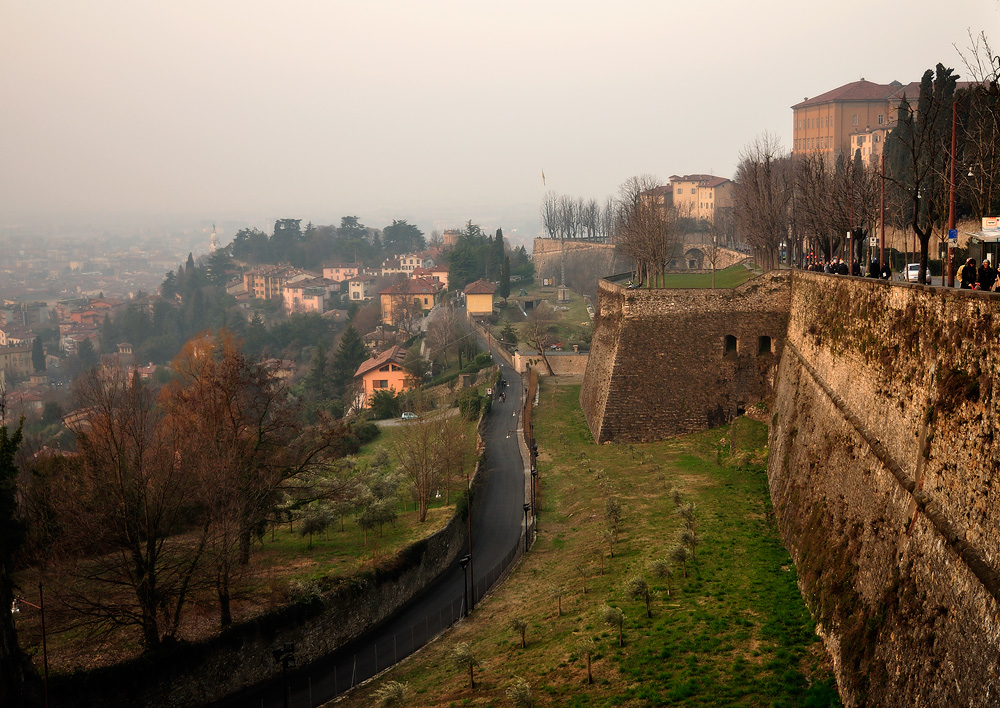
[768, 271, 1000, 706]
[580, 271, 790, 442]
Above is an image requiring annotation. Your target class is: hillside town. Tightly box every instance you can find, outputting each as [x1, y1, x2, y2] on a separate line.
[2, 17, 999, 705]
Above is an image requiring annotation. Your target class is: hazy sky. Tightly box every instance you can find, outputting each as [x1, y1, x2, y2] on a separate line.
[2, 0, 998, 238]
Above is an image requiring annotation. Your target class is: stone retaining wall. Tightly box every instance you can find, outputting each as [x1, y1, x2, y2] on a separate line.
[768, 272, 1000, 706]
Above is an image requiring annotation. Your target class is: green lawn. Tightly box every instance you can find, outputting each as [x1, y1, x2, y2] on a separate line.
[612, 264, 760, 290]
[338, 383, 840, 707]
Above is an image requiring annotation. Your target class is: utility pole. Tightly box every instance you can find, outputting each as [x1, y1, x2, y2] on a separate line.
[948, 99, 957, 287]
[880, 152, 885, 267]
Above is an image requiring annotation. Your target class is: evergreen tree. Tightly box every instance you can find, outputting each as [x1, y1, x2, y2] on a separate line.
[308, 343, 328, 398]
[161, 270, 177, 299]
[493, 227, 505, 279]
[500, 256, 511, 303]
[0, 401, 26, 708]
[31, 338, 45, 373]
[271, 219, 304, 264]
[330, 325, 368, 397]
[77, 338, 98, 371]
[243, 313, 269, 357]
[205, 250, 233, 288]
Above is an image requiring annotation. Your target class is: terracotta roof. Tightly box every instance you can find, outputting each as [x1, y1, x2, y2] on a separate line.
[463, 279, 496, 295]
[354, 344, 409, 379]
[670, 174, 730, 187]
[379, 277, 444, 296]
[791, 79, 905, 109]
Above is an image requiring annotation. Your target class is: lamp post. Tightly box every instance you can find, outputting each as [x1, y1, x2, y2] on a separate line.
[880, 152, 885, 267]
[465, 464, 475, 612]
[271, 642, 296, 708]
[460, 555, 471, 618]
[530, 467, 538, 518]
[523, 503, 531, 552]
[948, 98, 958, 287]
[12, 583, 48, 708]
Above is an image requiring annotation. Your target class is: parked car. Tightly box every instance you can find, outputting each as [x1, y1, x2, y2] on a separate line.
[906, 263, 920, 282]
[401, 411, 418, 420]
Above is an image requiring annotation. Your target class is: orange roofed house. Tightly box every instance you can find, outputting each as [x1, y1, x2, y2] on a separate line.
[353, 345, 414, 408]
[379, 277, 444, 330]
[463, 279, 495, 316]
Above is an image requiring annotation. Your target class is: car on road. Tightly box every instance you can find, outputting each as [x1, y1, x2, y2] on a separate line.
[906, 263, 920, 283]
[401, 411, 418, 420]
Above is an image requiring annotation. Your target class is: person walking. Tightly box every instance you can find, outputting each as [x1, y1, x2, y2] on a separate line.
[961, 259, 977, 289]
[978, 259, 997, 292]
[880, 260, 892, 280]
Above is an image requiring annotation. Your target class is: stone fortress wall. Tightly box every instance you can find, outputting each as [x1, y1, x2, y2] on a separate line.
[580, 268, 1000, 704]
[768, 271, 1000, 706]
[580, 270, 790, 443]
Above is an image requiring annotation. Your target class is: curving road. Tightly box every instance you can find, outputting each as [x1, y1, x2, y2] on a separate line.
[213, 334, 527, 708]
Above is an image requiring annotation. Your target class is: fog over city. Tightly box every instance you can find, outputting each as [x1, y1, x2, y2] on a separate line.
[2, 0, 997, 243]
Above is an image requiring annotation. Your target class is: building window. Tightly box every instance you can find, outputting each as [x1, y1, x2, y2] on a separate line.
[852, 114, 858, 126]
[878, 114, 884, 125]
[724, 335, 737, 357]
[757, 336, 772, 356]
[374, 379, 389, 388]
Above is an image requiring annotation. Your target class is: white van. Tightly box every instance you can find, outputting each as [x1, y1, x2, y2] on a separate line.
[906, 263, 920, 282]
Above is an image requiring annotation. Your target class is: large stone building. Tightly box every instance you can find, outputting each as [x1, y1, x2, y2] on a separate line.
[791, 78, 919, 165]
[0, 345, 34, 381]
[668, 174, 734, 223]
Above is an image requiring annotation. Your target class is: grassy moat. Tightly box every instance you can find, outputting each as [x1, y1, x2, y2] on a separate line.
[335, 382, 840, 707]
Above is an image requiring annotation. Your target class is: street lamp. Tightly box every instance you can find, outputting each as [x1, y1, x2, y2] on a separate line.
[530, 467, 538, 517]
[460, 555, 471, 618]
[523, 503, 531, 552]
[271, 642, 296, 708]
[12, 583, 48, 708]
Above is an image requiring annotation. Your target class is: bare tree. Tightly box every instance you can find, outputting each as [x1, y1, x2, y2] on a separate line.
[541, 192, 560, 239]
[956, 31, 1000, 222]
[164, 332, 346, 626]
[520, 302, 559, 375]
[614, 175, 682, 286]
[61, 366, 204, 650]
[435, 414, 477, 506]
[390, 416, 441, 522]
[734, 133, 793, 270]
[795, 152, 834, 260]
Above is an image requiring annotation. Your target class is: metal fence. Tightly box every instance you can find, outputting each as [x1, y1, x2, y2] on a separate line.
[280, 521, 534, 707]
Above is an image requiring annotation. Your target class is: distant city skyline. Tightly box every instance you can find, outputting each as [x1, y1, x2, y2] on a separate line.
[2, 1, 997, 240]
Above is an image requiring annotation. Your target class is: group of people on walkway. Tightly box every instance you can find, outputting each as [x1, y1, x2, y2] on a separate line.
[801, 254, 1000, 291]
[958, 258, 998, 291]
[803, 257, 892, 280]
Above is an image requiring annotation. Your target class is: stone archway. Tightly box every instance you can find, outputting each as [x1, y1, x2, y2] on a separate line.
[683, 248, 705, 269]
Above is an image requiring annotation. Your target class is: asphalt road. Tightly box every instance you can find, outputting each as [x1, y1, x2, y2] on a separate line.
[213, 339, 527, 708]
